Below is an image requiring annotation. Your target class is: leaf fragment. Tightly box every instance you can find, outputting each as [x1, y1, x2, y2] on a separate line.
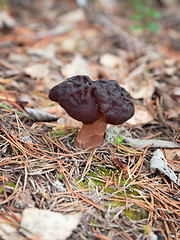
[150, 149, 178, 184]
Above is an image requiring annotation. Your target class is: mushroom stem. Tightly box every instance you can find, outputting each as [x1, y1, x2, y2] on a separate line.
[75, 114, 107, 149]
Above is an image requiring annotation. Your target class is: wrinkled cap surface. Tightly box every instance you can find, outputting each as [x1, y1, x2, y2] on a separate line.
[49, 75, 135, 125]
[92, 79, 135, 125]
[49, 75, 101, 124]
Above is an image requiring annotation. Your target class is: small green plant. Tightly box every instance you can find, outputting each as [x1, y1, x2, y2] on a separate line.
[109, 135, 139, 154]
[130, 0, 161, 34]
[57, 173, 63, 181]
[51, 128, 67, 137]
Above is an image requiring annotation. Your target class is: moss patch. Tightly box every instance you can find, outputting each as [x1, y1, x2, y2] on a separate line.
[0, 185, 3, 193]
[6, 181, 16, 188]
[50, 128, 77, 138]
[76, 165, 148, 221]
[125, 206, 148, 220]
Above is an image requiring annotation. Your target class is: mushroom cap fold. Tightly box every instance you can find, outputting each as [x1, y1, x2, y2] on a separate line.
[92, 79, 135, 125]
[49, 75, 134, 125]
[49, 75, 101, 124]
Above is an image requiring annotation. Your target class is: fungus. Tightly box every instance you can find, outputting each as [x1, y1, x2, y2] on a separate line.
[49, 75, 134, 149]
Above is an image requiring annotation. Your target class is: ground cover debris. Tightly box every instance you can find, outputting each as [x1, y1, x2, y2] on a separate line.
[0, 0, 180, 239]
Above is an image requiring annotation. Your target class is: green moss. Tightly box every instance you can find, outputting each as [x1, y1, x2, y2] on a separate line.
[50, 128, 77, 138]
[105, 187, 115, 194]
[80, 170, 105, 188]
[78, 179, 90, 189]
[0, 0, 8, 8]
[76, 168, 148, 221]
[76, 166, 143, 198]
[0, 186, 3, 193]
[6, 181, 16, 188]
[76, 168, 114, 190]
[104, 199, 148, 221]
[97, 166, 113, 177]
[125, 206, 148, 220]
[90, 219, 96, 225]
[76, 165, 145, 218]
[86, 171, 97, 178]
[125, 187, 140, 196]
[112, 200, 126, 207]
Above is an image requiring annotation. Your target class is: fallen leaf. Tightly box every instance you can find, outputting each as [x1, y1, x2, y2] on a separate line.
[0, 10, 16, 28]
[27, 44, 62, 67]
[28, 44, 56, 60]
[99, 53, 123, 68]
[123, 77, 155, 100]
[127, 105, 154, 125]
[124, 137, 180, 149]
[59, 8, 85, 23]
[165, 149, 180, 161]
[164, 59, 176, 67]
[171, 87, 180, 102]
[123, 63, 146, 83]
[150, 149, 178, 184]
[61, 37, 77, 51]
[46, 104, 65, 118]
[8, 53, 29, 64]
[165, 67, 177, 76]
[24, 63, 49, 79]
[17, 94, 36, 108]
[57, 114, 82, 129]
[35, 24, 74, 39]
[20, 208, 81, 240]
[61, 54, 92, 78]
[25, 107, 58, 122]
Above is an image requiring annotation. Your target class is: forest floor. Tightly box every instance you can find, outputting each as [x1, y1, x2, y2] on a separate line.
[0, 0, 180, 239]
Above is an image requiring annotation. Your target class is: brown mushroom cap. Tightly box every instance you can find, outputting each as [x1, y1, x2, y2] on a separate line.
[49, 75, 101, 124]
[49, 75, 134, 126]
[92, 79, 135, 125]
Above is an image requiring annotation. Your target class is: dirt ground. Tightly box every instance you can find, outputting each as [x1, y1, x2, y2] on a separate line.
[0, 0, 180, 239]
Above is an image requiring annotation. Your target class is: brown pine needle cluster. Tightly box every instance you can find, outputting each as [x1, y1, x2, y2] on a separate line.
[0, 107, 179, 239]
[0, 1, 180, 239]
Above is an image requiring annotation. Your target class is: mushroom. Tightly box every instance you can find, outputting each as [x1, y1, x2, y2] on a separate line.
[49, 75, 134, 149]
